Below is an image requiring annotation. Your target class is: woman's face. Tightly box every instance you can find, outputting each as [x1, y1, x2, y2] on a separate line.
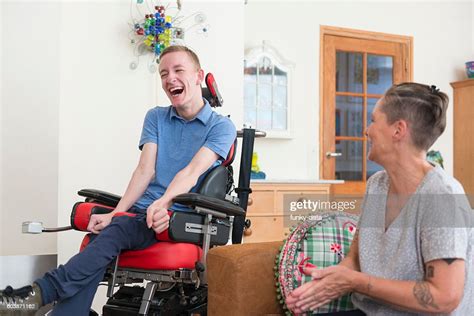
[366, 99, 396, 164]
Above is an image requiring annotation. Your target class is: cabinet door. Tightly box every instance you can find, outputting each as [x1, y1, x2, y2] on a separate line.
[243, 216, 286, 243]
[246, 190, 275, 216]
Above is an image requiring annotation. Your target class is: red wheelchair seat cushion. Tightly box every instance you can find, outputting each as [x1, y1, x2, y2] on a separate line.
[74, 202, 203, 270]
[80, 235, 202, 270]
[119, 242, 203, 270]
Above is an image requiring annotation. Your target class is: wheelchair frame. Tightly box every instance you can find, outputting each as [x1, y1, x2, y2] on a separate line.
[99, 128, 261, 315]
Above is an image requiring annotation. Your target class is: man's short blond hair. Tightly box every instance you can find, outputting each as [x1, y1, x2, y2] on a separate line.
[158, 45, 201, 69]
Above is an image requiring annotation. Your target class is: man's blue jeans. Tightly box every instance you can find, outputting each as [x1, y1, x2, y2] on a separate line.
[35, 211, 157, 315]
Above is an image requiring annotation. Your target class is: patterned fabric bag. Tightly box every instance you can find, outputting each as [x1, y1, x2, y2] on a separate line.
[276, 212, 359, 315]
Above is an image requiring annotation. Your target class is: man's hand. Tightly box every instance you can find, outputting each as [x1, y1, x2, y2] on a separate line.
[146, 200, 170, 234]
[87, 213, 114, 234]
[286, 265, 356, 314]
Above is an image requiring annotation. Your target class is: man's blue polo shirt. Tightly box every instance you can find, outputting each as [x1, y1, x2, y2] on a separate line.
[134, 99, 236, 211]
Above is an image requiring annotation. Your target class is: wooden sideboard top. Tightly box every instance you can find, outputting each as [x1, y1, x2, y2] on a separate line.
[451, 79, 474, 88]
[250, 180, 344, 184]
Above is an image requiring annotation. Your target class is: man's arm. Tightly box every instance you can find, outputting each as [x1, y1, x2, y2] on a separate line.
[114, 143, 157, 212]
[87, 143, 157, 233]
[146, 146, 219, 232]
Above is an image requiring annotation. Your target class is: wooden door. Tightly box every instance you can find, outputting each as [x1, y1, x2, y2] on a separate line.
[320, 27, 412, 194]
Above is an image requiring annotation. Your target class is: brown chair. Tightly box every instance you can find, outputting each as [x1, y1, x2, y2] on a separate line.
[207, 241, 285, 316]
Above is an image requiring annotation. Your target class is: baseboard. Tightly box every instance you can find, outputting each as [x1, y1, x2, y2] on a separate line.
[0, 254, 57, 288]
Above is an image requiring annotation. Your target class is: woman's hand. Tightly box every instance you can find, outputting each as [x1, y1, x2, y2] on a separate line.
[286, 265, 357, 313]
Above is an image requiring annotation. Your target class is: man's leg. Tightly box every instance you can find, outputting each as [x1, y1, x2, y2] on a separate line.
[49, 265, 105, 316]
[36, 213, 156, 312]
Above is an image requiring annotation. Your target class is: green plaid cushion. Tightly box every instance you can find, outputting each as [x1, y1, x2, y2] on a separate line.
[276, 212, 359, 315]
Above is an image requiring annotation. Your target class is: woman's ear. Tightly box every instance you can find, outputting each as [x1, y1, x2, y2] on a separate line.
[393, 119, 408, 141]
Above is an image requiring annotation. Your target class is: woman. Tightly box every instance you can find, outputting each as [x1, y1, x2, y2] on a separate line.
[286, 83, 473, 315]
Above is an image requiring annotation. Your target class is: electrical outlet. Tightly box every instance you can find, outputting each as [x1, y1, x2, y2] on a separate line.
[22, 222, 44, 234]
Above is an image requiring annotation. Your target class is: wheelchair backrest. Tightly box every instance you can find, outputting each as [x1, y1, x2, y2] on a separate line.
[196, 140, 236, 200]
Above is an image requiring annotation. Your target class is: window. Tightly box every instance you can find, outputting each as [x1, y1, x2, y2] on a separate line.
[244, 43, 293, 138]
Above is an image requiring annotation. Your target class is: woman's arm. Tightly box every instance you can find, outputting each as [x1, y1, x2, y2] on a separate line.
[288, 258, 465, 314]
[353, 258, 465, 314]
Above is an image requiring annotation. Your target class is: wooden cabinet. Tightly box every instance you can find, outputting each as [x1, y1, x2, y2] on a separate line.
[243, 183, 331, 243]
[451, 80, 474, 208]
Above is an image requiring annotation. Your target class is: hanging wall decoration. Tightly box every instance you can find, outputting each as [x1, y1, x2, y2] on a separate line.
[128, 0, 210, 73]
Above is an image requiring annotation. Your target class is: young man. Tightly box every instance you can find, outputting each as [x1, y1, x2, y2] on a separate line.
[0, 45, 236, 315]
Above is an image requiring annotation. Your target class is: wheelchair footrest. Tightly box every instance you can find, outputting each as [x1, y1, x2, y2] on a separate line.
[103, 285, 207, 316]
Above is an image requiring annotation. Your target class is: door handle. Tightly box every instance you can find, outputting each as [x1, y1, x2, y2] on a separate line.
[326, 151, 342, 158]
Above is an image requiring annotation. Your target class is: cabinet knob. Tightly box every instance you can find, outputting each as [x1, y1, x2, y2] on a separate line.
[244, 227, 252, 236]
[297, 197, 309, 203]
[248, 197, 253, 206]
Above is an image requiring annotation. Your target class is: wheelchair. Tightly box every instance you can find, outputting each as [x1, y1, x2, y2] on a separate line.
[23, 73, 265, 315]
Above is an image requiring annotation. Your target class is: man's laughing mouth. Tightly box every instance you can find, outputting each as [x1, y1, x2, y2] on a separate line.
[169, 86, 184, 97]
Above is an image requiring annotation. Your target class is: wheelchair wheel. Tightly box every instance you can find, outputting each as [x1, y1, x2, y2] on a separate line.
[103, 285, 207, 316]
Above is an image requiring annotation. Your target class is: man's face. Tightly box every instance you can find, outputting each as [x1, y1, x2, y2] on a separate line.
[159, 51, 204, 108]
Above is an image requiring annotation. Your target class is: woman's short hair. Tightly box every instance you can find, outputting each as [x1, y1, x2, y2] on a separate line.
[381, 82, 449, 151]
[158, 45, 201, 69]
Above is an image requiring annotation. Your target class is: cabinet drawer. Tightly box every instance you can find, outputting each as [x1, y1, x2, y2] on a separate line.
[247, 190, 274, 215]
[243, 216, 288, 243]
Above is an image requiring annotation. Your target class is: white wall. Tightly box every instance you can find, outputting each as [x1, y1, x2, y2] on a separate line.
[1, 0, 243, 310]
[0, 0, 3, 257]
[245, 1, 473, 180]
[53, 0, 243, 311]
[2, 0, 472, 311]
[1, 2, 60, 256]
[56, 0, 243, 261]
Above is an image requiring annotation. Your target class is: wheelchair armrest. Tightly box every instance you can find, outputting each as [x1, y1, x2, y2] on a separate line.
[163, 211, 231, 246]
[77, 189, 121, 207]
[173, 193, 245, 217]
[71, 202, 115, 231]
